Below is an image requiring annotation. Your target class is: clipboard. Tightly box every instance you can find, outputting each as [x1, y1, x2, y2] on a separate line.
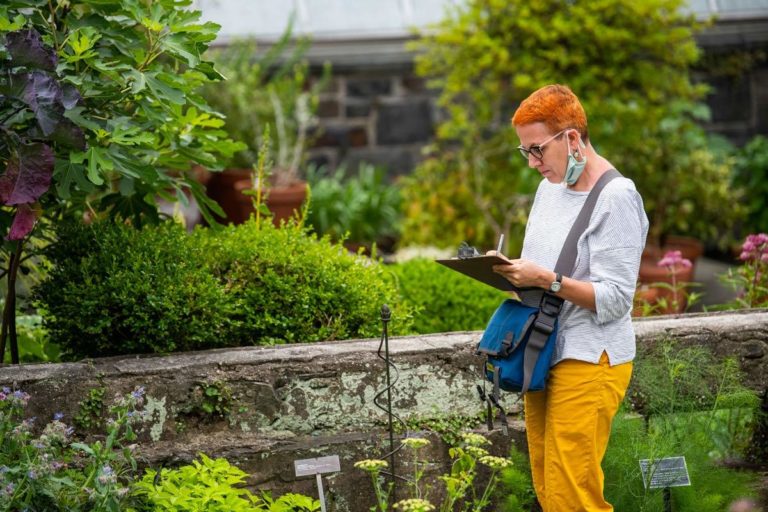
[436, 255, 527, 292]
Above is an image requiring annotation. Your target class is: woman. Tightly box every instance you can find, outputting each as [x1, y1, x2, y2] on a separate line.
[491, 84, 649, 511]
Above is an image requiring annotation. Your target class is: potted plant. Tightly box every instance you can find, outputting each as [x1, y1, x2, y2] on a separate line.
[201, 22, 329, 225]
[625, 104, 745, 283]
[304, 163, 403, 254]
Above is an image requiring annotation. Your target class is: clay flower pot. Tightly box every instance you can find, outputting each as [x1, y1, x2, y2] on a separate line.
[234, 178, 308, 226]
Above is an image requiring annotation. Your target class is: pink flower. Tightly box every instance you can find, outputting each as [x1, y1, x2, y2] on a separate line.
[657, 250, 692, 270]
[739, 233, 768, 262]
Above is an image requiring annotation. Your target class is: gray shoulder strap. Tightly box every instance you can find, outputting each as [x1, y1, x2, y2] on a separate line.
[554, 169, 621, 276]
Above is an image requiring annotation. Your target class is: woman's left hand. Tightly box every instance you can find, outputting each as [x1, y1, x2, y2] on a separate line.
[490, 255, 549, 289]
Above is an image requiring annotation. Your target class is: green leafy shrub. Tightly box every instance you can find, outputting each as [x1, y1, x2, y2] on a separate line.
[403, 0, 742, 251]
[306, 163, 402, 250]
[0, 0, 244, 363]
[605, 340, 762, 511]
[733, 135, 768, 235]
[35, 220, 234, 359]
[603, 411, 761, 512]
[35, 219, 413, 359]
[0, 314, 59, 364]
[200, 221, 413, 344]
[133, 453, 320, 511]
[387, 258, 506, 334]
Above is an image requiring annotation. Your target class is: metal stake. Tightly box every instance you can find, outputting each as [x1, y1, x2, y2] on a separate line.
[381, 304, 396, 494]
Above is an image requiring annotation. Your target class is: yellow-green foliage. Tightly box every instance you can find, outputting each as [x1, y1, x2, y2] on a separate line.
[134, 454, 320, 511]
[403, 0, 739, 249]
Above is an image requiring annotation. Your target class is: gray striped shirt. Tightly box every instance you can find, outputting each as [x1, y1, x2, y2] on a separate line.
[521, 175, 649, 366]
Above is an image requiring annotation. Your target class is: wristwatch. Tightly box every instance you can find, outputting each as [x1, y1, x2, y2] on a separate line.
[549, 272, 563, 293]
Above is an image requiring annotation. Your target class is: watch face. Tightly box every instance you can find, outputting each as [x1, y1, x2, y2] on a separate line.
[550, 281, 562, 293]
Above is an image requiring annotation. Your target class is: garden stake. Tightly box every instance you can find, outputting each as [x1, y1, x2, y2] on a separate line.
[383, 304, 396, 494]
[374, 304, 408, 498]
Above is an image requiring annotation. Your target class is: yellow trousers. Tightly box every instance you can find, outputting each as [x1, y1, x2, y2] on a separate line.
[524, 352, 632, 512]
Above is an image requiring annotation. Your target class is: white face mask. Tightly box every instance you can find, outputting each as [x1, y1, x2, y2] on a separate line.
[563, 132, 587, 185]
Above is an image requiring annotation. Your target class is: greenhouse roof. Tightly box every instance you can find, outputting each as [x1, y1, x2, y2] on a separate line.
[193, 0, 768, 42]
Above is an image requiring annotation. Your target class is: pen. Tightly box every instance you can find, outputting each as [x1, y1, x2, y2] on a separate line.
[497, 234, 504, 254]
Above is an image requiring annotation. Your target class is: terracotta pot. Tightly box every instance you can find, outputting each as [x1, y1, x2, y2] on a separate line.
[632, 284, 660, 317]
[643, 236, 703, 262]
[234, 179, 308, 226]
[204, 168, 252, 224]
[664, 235, 704, 262]
[637, 257, 695, 314]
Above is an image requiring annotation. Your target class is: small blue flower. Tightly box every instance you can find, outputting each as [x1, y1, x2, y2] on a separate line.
[131, 387, 146, 399]
[2, 387, 10, 394]
[27, 470, 37, 480]
[53, 412, 64, 421]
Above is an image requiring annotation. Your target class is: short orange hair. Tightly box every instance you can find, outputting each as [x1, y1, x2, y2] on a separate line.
[511, 84, 589, 141]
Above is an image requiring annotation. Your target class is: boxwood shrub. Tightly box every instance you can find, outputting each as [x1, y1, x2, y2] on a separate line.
[34, 220, 412, 359]
[35, 220, 235, 359]
[387, 258, 506, 334]
[199, 221, 412, 344]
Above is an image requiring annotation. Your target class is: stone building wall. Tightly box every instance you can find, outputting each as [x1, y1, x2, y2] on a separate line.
[1, 310, 766, 510]
[303, 43, 768, 177]
[308, 69, 437, 177]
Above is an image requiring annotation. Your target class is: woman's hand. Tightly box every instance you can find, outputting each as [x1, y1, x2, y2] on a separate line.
[487, 251, 550, 289]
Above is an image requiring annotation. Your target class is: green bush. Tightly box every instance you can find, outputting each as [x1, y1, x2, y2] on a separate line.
[35, 220, 235, 359]
[200, 221, 412, 344]
[733, 135, 768, 235]
[34, 220, 413, 358]
[387, 258, 506, 334]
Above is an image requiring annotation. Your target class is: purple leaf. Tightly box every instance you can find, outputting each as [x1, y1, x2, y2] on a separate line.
[5, 28, 57, 71]
[6, 204, 37, 241]
[0, 71, 29, 98]
[61, 83, 82, 110]
[0, 143, 54, 205]
[50, 120, 87, 150]
[23, 71, 64, 136]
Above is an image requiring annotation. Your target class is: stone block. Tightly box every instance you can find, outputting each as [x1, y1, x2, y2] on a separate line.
[402, 74, 426, 93]
[345, 101, 371, 118]
[347, 77, 393, 98]
[317, 99, 340, 118]
[312, 125, 368, 148]
[376, 99, 433, 145]
[343, 147, 421, 177]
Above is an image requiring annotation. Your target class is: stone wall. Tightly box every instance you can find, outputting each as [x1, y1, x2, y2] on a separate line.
[308, 68, 438, 178]
[1, 309, 766, 509]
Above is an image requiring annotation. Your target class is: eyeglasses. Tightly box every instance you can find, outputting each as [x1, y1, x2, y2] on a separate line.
[516, 129, 567, 161]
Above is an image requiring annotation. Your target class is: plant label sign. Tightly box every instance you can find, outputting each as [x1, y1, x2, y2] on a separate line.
[294, 455, 341, 477]
[639, 456, 691, 489]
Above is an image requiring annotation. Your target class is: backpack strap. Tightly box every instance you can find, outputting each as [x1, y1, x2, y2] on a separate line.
[519, 169, 622, 395]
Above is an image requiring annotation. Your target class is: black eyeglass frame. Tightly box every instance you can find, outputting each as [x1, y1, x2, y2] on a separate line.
[516, 128, 568, 161]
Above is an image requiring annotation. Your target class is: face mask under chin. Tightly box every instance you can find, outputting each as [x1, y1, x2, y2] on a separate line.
[562, 135, 587, 185]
